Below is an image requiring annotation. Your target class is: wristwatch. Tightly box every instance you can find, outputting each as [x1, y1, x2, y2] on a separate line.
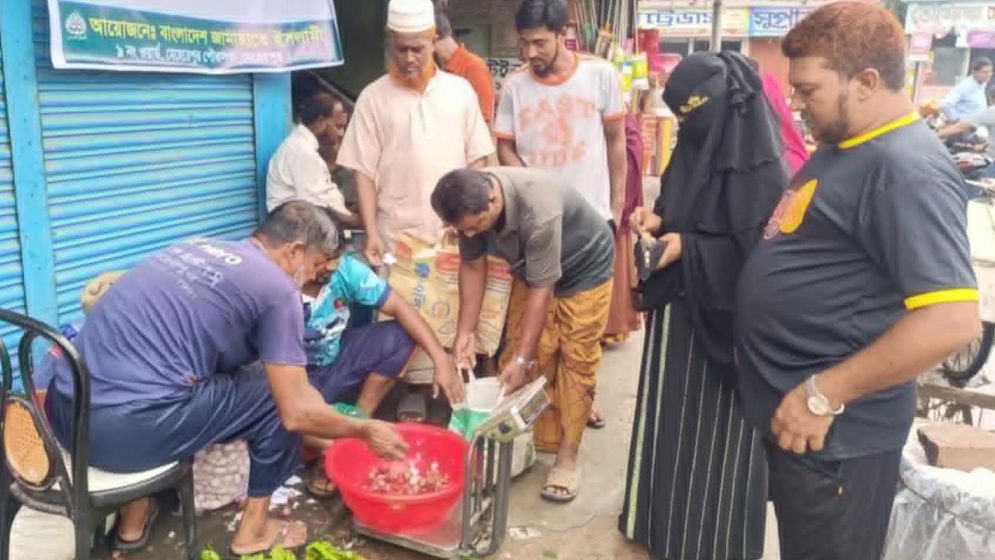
[804, 375, 845, 417]
[514, 355, 536, 371]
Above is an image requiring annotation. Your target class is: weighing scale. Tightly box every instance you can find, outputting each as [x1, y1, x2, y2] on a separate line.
[353, 377, 550, 558]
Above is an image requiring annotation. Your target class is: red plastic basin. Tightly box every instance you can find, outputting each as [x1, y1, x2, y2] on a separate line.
[324, 423, 468, 535]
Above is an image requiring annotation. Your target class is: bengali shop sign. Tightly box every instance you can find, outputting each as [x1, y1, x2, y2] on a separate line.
[749, 7, 814, 37]
[47, 0, 343, 74]
[637, 8, 750, 38]
[905, 2, 995, 35]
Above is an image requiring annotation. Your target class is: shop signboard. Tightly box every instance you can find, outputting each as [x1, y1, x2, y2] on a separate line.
[749, 7, 814, 37]
[637, 8, 750, 38]
[909, 32, 933, 62]
[47, 0, 343, 74]
[905, 2, 995, 35]
[969, 30, 995, 48]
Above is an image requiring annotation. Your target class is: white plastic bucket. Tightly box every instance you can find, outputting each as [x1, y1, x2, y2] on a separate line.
[460, 377, 535, 478]
[466, 378, 501, 411]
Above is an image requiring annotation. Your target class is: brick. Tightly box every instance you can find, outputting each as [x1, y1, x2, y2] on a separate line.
[917, 422, 995, 472]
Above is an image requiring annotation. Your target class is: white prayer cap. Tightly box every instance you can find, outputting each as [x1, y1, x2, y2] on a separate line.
[387, 0, 436, 34]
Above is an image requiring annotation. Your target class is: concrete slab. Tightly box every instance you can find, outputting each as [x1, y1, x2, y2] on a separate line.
[505, 338, 643, 533]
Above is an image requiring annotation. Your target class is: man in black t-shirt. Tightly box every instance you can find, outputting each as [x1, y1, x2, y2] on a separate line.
[735, 4, 982, 559]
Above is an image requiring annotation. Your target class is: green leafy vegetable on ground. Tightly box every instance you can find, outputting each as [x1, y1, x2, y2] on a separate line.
[199, 547, 222, 560]
[306, 540, 363, 560]
[199, 539, 365, 560]
[267, 544, 297, 560]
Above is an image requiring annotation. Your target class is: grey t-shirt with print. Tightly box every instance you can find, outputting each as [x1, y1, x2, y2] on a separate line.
[459, 167, 614, 296]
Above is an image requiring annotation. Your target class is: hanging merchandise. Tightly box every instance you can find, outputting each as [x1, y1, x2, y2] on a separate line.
[568, 0, 637, 55]
[620, 54, 633, 94]
[596, 25, 614, 58]
[632, 52, 649, 90]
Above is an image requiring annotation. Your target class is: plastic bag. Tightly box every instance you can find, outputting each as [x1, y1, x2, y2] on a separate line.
[333, 402, 367, 419]
[882, 429, 995, 559]
[447, 378, 502, 440]
[448, 407, 490, 440]
[446, 379, 536, 477]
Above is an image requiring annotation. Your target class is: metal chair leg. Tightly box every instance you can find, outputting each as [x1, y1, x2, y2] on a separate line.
[74, 518, 93, 560]
[178, 473, 198, 560]
[0, 466, 10, 560]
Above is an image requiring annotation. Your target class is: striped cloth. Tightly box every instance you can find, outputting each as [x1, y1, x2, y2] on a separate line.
[619, 301, 767, 560]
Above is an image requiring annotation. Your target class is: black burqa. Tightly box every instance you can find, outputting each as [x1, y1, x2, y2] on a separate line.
[651, 51, 788, 366]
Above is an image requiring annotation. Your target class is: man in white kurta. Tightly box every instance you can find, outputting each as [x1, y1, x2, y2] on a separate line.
[267, 93, 352, 223]
[336, 0, 494, 265]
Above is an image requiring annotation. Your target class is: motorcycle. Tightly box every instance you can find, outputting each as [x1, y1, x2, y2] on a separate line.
[924, 110, 995, 384]
[940, 177, 995, 385]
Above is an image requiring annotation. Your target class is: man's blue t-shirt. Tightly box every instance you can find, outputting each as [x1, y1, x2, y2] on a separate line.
[43, 238, 307, 406]
[304, 253, 391, 366]
[942, 77, 987, 121]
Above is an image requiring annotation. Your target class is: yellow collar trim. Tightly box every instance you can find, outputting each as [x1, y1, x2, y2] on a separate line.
[838, 112, 920, 150]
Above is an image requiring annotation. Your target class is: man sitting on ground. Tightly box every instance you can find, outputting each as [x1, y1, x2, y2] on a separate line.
[267, 93, 358, 227]
[41, 202, 406, 556]
[301, 235, 465, 495]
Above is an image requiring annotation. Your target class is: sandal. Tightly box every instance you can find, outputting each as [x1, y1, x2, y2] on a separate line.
[112, 499, 160, 552]
[227, 520, 307, 558]
[541, 466, 582, 503]
[306, 462, 337, 499]
[587, 409, 607, 430]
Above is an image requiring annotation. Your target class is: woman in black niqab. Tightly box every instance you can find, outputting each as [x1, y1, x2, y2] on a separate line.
[619, 51, 789, 560]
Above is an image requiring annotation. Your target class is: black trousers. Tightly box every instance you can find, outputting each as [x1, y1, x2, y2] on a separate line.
[766, 441, 902, 560]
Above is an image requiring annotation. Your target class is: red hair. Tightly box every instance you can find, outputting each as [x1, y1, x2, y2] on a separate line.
[783, 2, 906, 91]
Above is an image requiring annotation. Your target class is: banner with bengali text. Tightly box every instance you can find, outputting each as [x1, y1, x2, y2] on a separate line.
[47, 0, 344, 74]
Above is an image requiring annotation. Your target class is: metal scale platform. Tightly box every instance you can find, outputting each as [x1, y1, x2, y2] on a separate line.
[354, 377, 550, 558]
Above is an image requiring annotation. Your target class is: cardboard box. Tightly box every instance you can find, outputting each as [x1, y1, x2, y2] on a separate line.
[387, 234, 512, 357]
[917, 422, 995, 472]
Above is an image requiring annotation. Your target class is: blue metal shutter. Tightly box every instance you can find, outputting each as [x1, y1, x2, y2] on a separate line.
[33, 1, 260, 325]
[0, 41, 28, 349]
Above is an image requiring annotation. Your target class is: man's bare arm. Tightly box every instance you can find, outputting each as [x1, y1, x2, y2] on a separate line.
[819, 302, 980, 407]
[354, 171, 379, 234]
[497, 138, 526, 167]
[937, 121, 973, 139]
[265, 363, 368, 438]
[603, 117, 627, 225]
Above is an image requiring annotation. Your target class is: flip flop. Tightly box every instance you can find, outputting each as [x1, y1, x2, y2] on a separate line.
[541, 466, 582, 503]
[306, 463, 338, 499]
[112, 499, 160, 552]
[587, 411, 607, 430]
[227, 520, 307, 559]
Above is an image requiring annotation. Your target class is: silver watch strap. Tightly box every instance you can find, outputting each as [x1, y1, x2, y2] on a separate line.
[807, 375, 845, 415]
